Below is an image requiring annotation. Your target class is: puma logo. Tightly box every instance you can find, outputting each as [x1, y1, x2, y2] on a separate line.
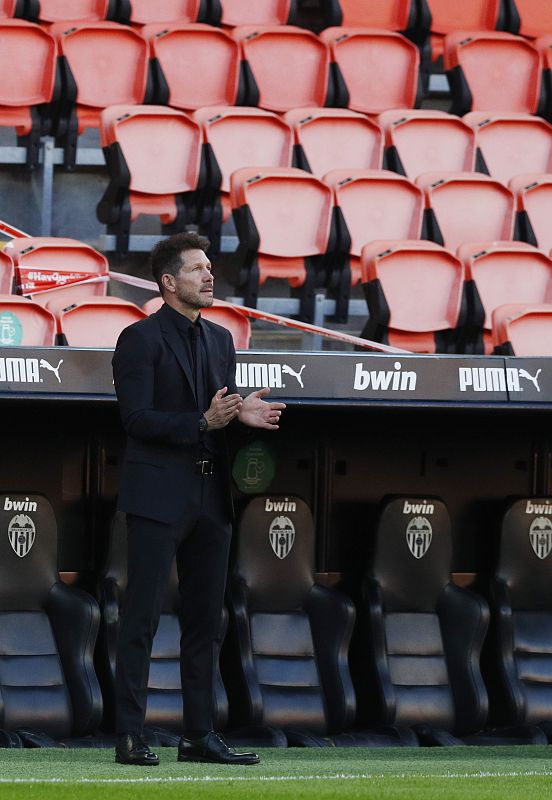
[519, 368, 541, 392]
[39, 359, 63, 384]
[282, 364, 306, 388]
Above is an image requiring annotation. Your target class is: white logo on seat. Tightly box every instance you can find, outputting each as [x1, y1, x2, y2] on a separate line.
[8, 514, 36, 558]
[39, 358, 64, 384]
[269, 516, 295, 560]
[406, 517, 432, 559]
[529, 517, 552, 560]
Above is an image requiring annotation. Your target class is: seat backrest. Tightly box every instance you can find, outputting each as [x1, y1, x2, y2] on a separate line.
[100, 105, 202, 195]
[0, 295, 56, 345]
[0, 20, 57, 106]
[193, 106, 293, 194]
[444, 31, 541, 114]
[320, 27, 420, 114]
[417, 171, 514, 250]
[0, 249, 14, 294]
[427, 0, 503, 36]
[510, 0, 552, 38]
[492, 303, 552, 355]
[284, 108, 383, 179]
[142, 297, 251, 349]
[510, 173, 552, 253]
[7, 236, 109, 304]
[0, 0, 17, 18]
[235, 25, 330, 111]
[51, 22, 148, 111]
[220, 0, 294, 26]
[327, 0, 415, 29]
[465, 113, 552, 184]
[143, 23, 240, 109]
[379, 110, 476, 179]
[232, 166, 333, 258]
[129, 0, 202, 23]
[36, 0, 112, 21]
[458, 241, 552, 332]
[325, 169, 423, 257]
[47, 296, 146, 347]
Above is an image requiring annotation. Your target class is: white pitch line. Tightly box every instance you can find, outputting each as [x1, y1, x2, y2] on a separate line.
[0, 771, 552, 785]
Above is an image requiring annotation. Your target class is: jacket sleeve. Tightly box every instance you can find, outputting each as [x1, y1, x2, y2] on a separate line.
[112, 323, 202, 446]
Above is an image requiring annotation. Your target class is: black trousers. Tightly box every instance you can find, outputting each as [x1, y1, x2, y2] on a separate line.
[115, 473, 232, 735]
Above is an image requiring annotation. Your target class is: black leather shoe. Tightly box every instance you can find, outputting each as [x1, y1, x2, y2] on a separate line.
[115, 733, 160, 766]
[178, 732, 260, 765]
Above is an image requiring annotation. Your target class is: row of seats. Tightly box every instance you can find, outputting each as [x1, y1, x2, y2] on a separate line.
[1, 492, 552, 748]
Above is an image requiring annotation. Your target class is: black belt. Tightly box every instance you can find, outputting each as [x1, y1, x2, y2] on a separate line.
[195, 458, 215, 476]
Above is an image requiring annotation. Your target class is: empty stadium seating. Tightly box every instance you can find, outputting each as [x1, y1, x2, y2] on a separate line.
[5, 236, 109, 305]
[360, 240, 467, 353]
[50, 22, 150, 167]
[510, 173, 552, 252]
[0, 20, 58, 166]
[492, 303, 552, 355]
[445, 31, 543, 115]
[321, 27, 421, 114]
[192, 106, 293, 247]
[465, 113, 552, 185]
[379, 109, 476, 179]
[416, 172, 515, 250]
[34, 0, 117, 22]
[508, 0, 552, 39]
[321, 0, 419, 31]
[0, 493, 103, 745]
[142, 296, 252, 349]
[144, 23, 241, 110]
[457, 241, 552, 354]
[128, 0, 205, 24]
[45, 296, 146, 347]
[426, 0, 506, 63]
[230, 166, 335, 322]
[234, 25, 331, 112]
[324, 169, 424, 305]
[218, 0, 297, 27]
[284, 108, 383, 179]
[97, 105, 203, 255]
[0, 295, 56, 345]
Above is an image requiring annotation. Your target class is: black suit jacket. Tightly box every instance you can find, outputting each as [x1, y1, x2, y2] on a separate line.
[112, 303, 238, 524]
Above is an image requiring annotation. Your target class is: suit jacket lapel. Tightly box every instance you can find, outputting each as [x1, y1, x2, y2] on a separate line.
[156, 305, 196, 401]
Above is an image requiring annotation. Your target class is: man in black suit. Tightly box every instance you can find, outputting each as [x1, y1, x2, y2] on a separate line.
[112, 232, 285, 766]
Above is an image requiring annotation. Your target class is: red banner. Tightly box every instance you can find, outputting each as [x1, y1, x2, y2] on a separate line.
[15, 268, 108, 297]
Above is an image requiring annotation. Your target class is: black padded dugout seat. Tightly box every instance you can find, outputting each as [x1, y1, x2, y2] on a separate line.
[0, 493, 103, 748]
[226, 496, 416, 747]
[98, 514, 285, 747]
[361, 496, 545, 745]
[485, 498, 552, 740]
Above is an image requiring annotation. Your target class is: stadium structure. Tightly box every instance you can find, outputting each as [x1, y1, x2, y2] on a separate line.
[0, 0, 551, 797]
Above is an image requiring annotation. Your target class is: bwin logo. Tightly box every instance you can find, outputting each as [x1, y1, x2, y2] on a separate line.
[235, 363, 306, 390]
[402, 500, 435, 515]
[529, 517, 552, 560]
[265, 498, 297, 513]
[354, 362, 417, 392]
[458, 367, 542, 393]
[8, 514, 36, 558]
[526, 500, 552, 515]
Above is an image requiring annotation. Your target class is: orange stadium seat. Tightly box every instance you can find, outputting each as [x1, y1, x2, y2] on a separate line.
[510, 173, 552, 252]
[416, 172, 515, 251]
[508, 0, 552, 39]
[324, 169, 424, 295]
[0, 20, 58, 166]
[97, 105, 203, 255]
[536, 36, 552, 121]
[46, 296, 146, 347]
[284, 108, 383, 179]
[320, 27, 420, 115]
[360, 240, 466, 353]
[0, 295, 56, 345]
[6, 236, 109, 305]
[321, 0, 418, 30]
[143, 23, 240, 110]
[457, 241, 552, 353]
[0, 249, 14, 294]
[34, 0, 116, 21]
[230, 166, 335, 322]
[379, 109, 476, 179]
[234, 25, 331, 111]
[426, 0, 505, 63]
[128, 0, 205, 24]
[492, 303, 552, 355]
[192, 106, 293, 247]
[0, 0, 24, 17]
[143, 296, 252, 349]
[217, 0, 296, 27]
[464, 113, 552, 185]
[444, 31, 542, 115]
[50, 22, 150, 167]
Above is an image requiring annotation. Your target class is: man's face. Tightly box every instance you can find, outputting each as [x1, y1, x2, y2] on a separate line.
[165, 248, 214, 311]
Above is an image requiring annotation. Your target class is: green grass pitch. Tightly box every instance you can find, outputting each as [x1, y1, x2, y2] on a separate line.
[0, 746, 551, 800]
